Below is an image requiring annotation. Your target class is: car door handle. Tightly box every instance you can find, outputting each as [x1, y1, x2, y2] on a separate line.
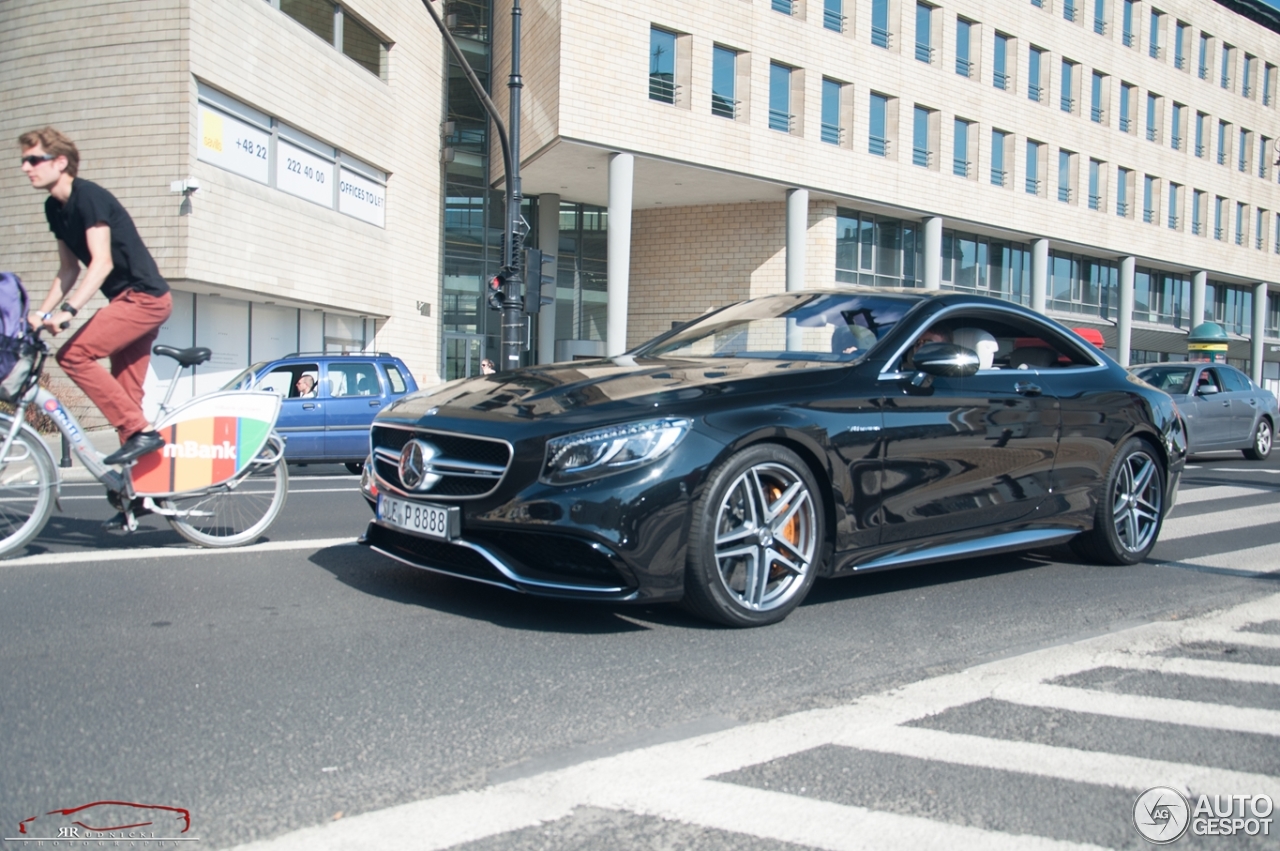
[1222, 401, 1231, 407]
[1015, 382, 1042, 397]
[368, 400, 381, 407]
[302, 403, 318, 410]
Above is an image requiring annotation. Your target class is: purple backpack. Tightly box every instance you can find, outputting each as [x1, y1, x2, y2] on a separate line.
[0, 273, 33, 400]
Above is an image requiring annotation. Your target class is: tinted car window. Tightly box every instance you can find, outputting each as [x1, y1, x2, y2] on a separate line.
[1197, 370, 1223, 393]
[638, 292, 916, 361]
[899, 310, 1099, 372]
[1220, 367, 1251, 393]
[1135, 366, 1194, 395]
[384, 363, 407, 393]
[329, 362, 380, 397]
[261, 363, 320, 398]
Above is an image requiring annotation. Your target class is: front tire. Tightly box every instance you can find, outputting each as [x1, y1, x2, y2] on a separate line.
[1071, 437, 1166, 565]
[0, 428, 56, 558]
[683, 444, 824, 627]
[1243, 419, 1272, 461]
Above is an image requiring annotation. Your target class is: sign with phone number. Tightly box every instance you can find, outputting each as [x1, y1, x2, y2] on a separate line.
[198, 106, 269, 184]
[276, 139, 333, 208]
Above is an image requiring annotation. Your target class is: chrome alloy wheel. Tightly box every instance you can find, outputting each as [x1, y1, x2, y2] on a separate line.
[1111, 450, 1162, 554]
[1256, 421, 1272, 457]
[712, 462, 818, 612]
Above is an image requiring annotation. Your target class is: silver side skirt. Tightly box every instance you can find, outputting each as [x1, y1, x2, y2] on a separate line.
[851, 528, 1078, 572]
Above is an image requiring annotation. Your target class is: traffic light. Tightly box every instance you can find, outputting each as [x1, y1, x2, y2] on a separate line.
[523, 248, 555, 314]
[488, 269, 511, 311]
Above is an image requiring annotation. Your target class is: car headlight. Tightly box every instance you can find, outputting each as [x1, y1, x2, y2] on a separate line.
[541, 418, 692, 485]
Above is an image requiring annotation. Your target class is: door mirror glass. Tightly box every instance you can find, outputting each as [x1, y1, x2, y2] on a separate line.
[913, 343, 981, 378]
[1196, 383, 1220, 396]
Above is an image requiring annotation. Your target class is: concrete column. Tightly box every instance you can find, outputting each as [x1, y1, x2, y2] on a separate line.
[786, 189, 808, 292]
[606, 153, 633, 357]
[536, 193, 560, 364]
[1118, 256, 1135, 367]
[1030, 238, 1049, 314]
[1252, 282, 1268, 384]
[922, 216, 943, 290]
[1191, 270, 1207, 328]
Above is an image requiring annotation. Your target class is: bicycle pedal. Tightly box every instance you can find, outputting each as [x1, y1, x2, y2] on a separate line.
[101, 510, 139, 534]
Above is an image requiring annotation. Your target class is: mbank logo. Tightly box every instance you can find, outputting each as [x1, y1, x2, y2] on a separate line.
[163, 440, 236, 460]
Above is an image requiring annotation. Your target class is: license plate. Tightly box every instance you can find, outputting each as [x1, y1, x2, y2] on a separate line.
[377, 494, 459, 541]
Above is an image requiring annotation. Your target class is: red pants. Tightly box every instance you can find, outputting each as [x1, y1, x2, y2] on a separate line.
[56, 290, 173, 440]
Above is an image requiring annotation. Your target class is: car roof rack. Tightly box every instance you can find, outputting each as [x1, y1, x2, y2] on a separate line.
[284, 351, 391, 358]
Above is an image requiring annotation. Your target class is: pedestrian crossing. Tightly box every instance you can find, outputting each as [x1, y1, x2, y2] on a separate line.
[224, 483, 1280, 851]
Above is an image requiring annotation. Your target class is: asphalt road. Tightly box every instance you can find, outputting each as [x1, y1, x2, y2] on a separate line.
[1, 454, 1277, 849]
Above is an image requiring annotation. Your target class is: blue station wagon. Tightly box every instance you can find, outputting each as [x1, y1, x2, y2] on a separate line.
[226, 353, 418, 472]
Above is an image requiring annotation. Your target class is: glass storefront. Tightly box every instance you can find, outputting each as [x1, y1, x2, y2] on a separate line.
[1048, 251, 1118, 319]
[835, 209, 923, 287]
[1206, 280, 1254, 335]
[555, 203, 609, 346]
[1133, 267, 1190, 328]
[940, 230, 1032, 305]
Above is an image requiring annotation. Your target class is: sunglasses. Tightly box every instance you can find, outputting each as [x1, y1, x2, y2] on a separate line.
[20, 155, 55, 167]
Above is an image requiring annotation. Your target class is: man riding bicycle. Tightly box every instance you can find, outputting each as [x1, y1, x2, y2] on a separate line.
[19, 127, 172, 467]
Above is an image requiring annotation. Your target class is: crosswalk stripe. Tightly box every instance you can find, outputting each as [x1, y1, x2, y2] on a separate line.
[1088, 651, 1280, 685]
[994, 682, 1280, 737]
[1158, 501, 1278, 541]
[827, 725, 1280, 800]
[1174, 484, 1276, 506]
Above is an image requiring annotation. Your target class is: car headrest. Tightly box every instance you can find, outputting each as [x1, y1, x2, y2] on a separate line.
[951, 327, 998, 369]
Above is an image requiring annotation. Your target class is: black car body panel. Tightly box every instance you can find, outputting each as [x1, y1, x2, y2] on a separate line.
[361, 289, 1186, 613]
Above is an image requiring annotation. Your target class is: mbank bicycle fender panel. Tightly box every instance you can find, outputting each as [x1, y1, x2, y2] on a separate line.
[132, 391, 281, 496]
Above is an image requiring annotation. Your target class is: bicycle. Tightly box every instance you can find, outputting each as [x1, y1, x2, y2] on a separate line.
[0, 331, 288, 557]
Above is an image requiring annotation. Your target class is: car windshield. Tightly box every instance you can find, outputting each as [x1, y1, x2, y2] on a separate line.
[635, 291, 920, 361]
[222, 363, 269, 391]
[1134, 365, 1194, 395]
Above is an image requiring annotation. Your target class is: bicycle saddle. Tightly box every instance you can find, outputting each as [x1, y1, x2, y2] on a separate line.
[153, 345, 212, 366]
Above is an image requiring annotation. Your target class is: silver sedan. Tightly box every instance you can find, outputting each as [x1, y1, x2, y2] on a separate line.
[1131, 363, 1277, 460]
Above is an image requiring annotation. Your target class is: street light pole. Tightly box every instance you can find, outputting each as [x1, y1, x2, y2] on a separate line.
[419, 0, 526, 370]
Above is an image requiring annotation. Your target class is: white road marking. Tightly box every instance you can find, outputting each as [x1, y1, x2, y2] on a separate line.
[0, 537, 357, 567]
[225, 593, 1280, 851]
[1158, 501, 1279, 541]
[1082, 651, 1280, 685]
[1173, 484, 1275, 505]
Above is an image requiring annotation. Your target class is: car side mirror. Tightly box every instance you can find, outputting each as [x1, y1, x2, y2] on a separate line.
[913, 343, 981, 379]
[1196, 384, 1219, 396]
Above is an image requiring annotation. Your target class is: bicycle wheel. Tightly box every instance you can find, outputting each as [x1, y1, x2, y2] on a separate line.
[163, 450, 288, 548]
[0, 427, 56, 557]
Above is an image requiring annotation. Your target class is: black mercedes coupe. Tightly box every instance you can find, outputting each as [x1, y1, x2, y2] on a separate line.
[359, 288, 1186, 627]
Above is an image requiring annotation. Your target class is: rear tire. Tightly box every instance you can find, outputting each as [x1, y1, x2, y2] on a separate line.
[1243, 419, 1272, 461]
[683, 444, 824, 627]
[164, 442, 288, 547]
[0, 427, 56, 558]
[1071, 437, 1165, 565]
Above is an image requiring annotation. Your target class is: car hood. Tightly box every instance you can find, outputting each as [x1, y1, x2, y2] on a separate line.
[379, 355, 850, 425]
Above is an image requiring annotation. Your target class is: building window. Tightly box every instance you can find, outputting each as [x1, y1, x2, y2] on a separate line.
[1145, 92, 1160, 142]
[1028, 47, 1045, 102]
[772, 0, 795, 16]
[872, 0, 891, 48]
[1170, 103, 1184, 150]
[1088, 158, 1103, 209]
[912, 105, 936, 167]
[954, 118, 974, 177]
[1026, 139, 1043, 195]
[1192, 189, 1205, 235]
[1119, 82, 1134, 133]
[1060, 60, 1077, 113]
[768, 63, 793, 132]
[1133, 268, 1190, 327]
[1093, 0, 1107, 33]
[1260, 136, 1271, 180]
[275, 0, 387, 78]
[1218, 120, 1230, 166]
[821, 78, 845, 144]
[1142, 174, 1156, 222]
[1174, 21, 1188, 69]
[1167, 182, 1180, 229]
[1049, 252, 1119, 319]
[1198, 32, 1212, 80]
[1058, 149, 1075, 202]
[1117, 167, 1132, 216]
[1208, 282, 1255, 335]
[1148, 9, 1162, 59]
[835, 210, 924, 287]
[1064, 0, 1078, 23]
[1236, 201, 1248, 245]
[1239, 128, 1251, 172]
[1275, 212, 1280, 255]
[869, 92, 891, 156]
[991, 129, 1009, 185]
[1122, 0, 1137, 47]
[993, 33, 1011, 90]
[915, 3, 934, 63]
[1221, 44, 1234, 90]
[941, 230, 1033, 304]
[1265, 63, 1276, 106]
[955, 18, 973, 77]
[1257, 208, 1267, 250]
[711, 46, 738, 119]
[824, 0, 846, 32]
[649, 27, 678, 103]
[1195, 112, 1208, 158]
[1243, 54, 1256, 99]
[1215, 196, 1227, 240]
[1090, 71, 1107, 123]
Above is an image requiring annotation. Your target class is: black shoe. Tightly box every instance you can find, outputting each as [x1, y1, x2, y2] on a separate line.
[103, 430, 165, 465]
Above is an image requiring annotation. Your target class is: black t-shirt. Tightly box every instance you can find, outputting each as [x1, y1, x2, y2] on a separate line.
[45, 178, 169, 300]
